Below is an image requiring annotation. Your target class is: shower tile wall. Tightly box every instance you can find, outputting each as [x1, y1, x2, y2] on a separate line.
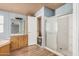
[57, 15, 69, 51]
[55, 3, 73, 55]
[57, 14, 73, 55]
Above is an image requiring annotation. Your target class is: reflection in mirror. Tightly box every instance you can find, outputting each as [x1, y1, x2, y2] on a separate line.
[11, 17, 24, 34]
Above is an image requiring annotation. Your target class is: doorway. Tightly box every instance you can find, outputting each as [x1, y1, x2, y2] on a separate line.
[37, 16, 42, 46]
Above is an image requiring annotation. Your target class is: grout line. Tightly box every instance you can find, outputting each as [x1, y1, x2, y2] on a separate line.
[44, 47, 64, 56]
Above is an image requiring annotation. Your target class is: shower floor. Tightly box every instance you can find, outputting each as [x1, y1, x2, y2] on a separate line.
[58, 50, 72, 56]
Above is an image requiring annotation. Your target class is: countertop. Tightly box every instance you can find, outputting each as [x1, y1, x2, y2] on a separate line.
[0, 39, 10, 48]
[11, 34, 25, 36]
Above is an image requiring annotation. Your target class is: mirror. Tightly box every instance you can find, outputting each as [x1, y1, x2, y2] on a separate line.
[11, 17, 24, 34]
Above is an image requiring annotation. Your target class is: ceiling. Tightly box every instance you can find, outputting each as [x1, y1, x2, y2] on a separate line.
[0, 3, 64, 15]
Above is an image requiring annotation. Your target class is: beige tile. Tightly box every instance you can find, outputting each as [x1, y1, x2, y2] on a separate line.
[10, 45, 57, 56]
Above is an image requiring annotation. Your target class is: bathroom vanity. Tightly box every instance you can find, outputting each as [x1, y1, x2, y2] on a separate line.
[10, 14, 28, 51]
[0, 12, 28, 55]
[11, 34, 28, 51]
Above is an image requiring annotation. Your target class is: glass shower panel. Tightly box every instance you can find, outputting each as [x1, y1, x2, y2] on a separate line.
[45, 17, 57, 51]
[45, 14, 73, 56]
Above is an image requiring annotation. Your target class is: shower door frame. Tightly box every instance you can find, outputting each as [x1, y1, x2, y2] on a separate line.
[45, 16, 58, 51]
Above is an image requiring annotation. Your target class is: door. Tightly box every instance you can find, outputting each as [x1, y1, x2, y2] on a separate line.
[57, 14, 73, 55]
[57, 15, 69, 51]
[45, 16, 57, 50]
[28, 16, 37, 45]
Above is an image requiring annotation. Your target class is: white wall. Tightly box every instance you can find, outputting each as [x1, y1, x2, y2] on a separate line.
[44, 7, 55, 17]
[0, 11, 11, 40]
[35, 7, 44, 17]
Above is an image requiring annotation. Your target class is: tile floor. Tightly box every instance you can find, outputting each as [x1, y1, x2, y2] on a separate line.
[11, 45, 57, 56]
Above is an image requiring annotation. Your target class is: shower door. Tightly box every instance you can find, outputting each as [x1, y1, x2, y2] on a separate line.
[45, 16, 57, 50]
[57, 15, 69, 51]
[57, 14, 73, 55]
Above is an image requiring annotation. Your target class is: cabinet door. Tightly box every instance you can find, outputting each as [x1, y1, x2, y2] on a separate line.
[19, 35, 24, 48]
[11, 36, 19, 51]
[23, 35, 28, 46]
[19, 35, 28, 48]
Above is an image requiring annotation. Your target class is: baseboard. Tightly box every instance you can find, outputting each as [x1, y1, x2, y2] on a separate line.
[44, 47, 64, 56]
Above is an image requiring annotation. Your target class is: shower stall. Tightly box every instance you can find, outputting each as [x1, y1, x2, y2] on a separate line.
[45, 14, 73, 56]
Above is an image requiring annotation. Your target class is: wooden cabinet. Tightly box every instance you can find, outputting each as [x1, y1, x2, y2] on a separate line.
[19, 35, 24, 48]
[11, 36, 19, 50]
[11, 35, 28, 51]
[23, 35, 28, 46]
[0, 44, 10, 56]
[19, 35, 28, 48]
